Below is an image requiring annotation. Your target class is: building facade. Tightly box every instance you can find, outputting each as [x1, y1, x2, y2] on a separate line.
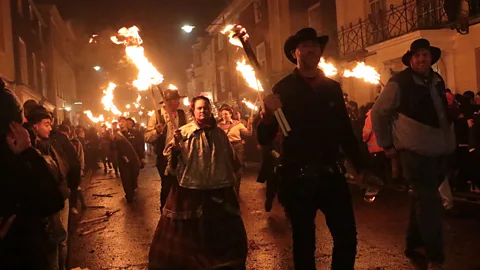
[38, 4, 77, 124]
[190, 0, 339, 109]
[10, 0, 55, 111]
[336, 0, 480, 105]
[0, 0, 15, 90]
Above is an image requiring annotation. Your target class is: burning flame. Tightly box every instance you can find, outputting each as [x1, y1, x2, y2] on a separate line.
[136, 94, 141, 103]
[84, 110, 104, 123]
[101, 82, 122, 116]
[242, 98, 258, 111]
[167, 84, 178, 90]
[343, 62, 381, 85]
[319, 58, 338, 77]
[111, 26, 164, 90]
[148, 110, 154, 117]
[236, 58, 263, 92]
[126, 104, 131, 109]
[139, 111, 143, 115]
[183, 97, 190, 106]
[103, 121, 112, 129]
[89, 34, 98, 44]
[221, 25, 248, 48]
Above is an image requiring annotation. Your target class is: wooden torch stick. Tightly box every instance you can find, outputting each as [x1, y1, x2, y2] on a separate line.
[232, 26, 291, 136]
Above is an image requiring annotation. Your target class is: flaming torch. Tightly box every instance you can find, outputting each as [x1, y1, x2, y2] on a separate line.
[101, 82, 122, 116]
[318, 58, 338, 78]
[343, 62, 383, 86]
[84, 110, 104, 123]
[222, 25, 291, 137]
[111, 26, 178, 131]
[242, 98, 259, 115]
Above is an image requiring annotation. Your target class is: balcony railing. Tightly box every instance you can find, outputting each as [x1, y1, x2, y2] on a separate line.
[338, 0, 480, 57]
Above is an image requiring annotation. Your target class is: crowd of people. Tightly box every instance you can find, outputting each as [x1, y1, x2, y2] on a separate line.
[1, 28, 478, 270]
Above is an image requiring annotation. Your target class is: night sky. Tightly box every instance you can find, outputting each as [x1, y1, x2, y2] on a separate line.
[39, 0, 228, 88]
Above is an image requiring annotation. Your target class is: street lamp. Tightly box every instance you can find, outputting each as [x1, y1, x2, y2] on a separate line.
[93, 66, 101, 71]
[181, 25, 195, 33]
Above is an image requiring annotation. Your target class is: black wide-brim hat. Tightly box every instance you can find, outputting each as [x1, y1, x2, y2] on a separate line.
[159, 89, 187, 104]
[284, 28, 329, 64]
[401, 38, 441, 66]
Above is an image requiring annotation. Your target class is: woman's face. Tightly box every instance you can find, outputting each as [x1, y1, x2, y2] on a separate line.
[193, 99, 211, 121]
[221, 110, 232, 122]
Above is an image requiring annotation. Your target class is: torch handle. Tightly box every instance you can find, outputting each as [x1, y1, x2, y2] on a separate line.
[237, 35, 291, 135]
[149, 87, 162, 126]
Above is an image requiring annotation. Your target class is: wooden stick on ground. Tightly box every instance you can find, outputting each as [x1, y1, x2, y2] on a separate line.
[79, 225, 107, 236]
[79, 215, 109, 224]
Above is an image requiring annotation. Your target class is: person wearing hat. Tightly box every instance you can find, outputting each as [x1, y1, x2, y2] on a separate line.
[371, 38, 455, 269]
[114, 116, 142, 202]
[124, 117, 145, 168]
[257, 28, 364, 269]
[145, 87, 187, 211]
[218, 104, 253, 195]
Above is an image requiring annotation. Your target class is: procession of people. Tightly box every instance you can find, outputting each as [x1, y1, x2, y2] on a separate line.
[1, 26, 480, 270]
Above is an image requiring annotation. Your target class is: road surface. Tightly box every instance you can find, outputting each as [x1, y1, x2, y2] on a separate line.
[70, 160, 480, 270]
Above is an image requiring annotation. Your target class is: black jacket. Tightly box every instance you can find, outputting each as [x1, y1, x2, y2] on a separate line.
[0, 146, 65, 269]
[257, 69, 363, 171]
[122, 128, 145, 160]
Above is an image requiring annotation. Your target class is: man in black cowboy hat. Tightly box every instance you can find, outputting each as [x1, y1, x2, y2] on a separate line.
[371, 38, 455, 270]
[258, 28, 364, 270]
[145, 87, 187, 211]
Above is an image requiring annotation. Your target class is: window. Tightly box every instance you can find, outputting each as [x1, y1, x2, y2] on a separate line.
[218, 34, 224, 51]
[17, 0, 23, 16]
[256, 42, 266, 68]
[41, 63, 48, 97]
[253, 0, 262, 24]
[32, 53, 38, 90]
[18, 38, 28, 85]
[416, 0, 442, 28]
[219, 69, 226, 93]
[369, 0, 387, 44]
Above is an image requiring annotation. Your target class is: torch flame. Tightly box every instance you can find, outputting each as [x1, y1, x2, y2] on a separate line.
[167, 84, 178, 90]
[126, 104, 131, 109]
[101, 82, 122, 116]
[84, 110, 104, 123]
[242, 98, 258, 111]
[236, 58, 263, 92]
[318, 58, 338, 77]
[183, 97, 190, 106]
[111, 26, 164, 90]
[221, 25, 248, 48]
[148, 110, 154, 117]
[343, 62, 381, 85]
[136, 94, 141, 103]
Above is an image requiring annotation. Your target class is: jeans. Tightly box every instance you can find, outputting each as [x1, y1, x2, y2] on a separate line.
[280, 169, 357, 270]
[399, 150, 446, 263]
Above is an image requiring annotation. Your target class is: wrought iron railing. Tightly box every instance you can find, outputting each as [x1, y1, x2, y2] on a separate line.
[338, 0, 479, 56]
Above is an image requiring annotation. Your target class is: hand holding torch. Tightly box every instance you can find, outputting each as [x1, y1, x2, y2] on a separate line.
[227, 25, 291, 136]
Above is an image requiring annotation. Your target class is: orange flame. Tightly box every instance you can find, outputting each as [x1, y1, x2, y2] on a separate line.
[242, 98, 258, 111]
[221, 25, 248, 47]
[343, 62, 381, 85]
[101, 82, 122, 116]
[148, 110, 154, 117]
[318, 58, 338, 77]
[236, 58, 263, 92]
[167, 84, 178, 90]
[111, 26, 164, 90]
[183, 97, 190, 106]
[84, 110, 104, 123]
